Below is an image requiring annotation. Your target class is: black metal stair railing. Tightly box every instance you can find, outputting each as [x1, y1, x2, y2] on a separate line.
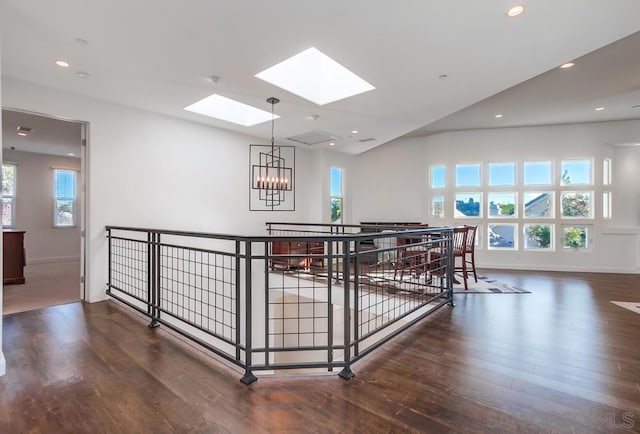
[106, 224, 454, 385]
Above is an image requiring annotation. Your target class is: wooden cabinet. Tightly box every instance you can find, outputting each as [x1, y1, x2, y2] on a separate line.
[271, 241, 324, 270]
[3, 230, 26, 285]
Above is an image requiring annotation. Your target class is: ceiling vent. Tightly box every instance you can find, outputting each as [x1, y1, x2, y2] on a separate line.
[286, 130, 338, 146]
[16, 126, 33, 132]
[358, 137, 376, 143]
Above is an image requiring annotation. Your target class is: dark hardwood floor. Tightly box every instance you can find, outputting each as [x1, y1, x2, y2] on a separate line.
[1, 270, 639, 433]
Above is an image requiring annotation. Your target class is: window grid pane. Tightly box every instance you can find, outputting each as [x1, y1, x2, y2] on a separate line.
[455, 193, 482, 218]
[488, 192, 516, 218]
[488, 163, 515, 186]
[523, 224, 554, 250]
[561, 160, 591, 186]
[523, 192, 554, 218]
[455, 164, 480, 187]
[431, 165, 445, 189]
[431, 195, 444, 218]
[488, 224, 517, 249]
[561, 191, 593, 218]
[563, 226, 589, 249]
[524, 161, 552, 186]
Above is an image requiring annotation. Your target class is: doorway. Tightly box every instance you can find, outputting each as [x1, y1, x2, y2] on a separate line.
[2, 109, 87, 314]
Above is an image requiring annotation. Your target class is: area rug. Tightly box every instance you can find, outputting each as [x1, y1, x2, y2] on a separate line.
[454, 275, 530, 294]
[610, 301, 640, 315]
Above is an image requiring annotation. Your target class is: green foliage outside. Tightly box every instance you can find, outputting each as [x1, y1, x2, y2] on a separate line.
[498, 203, 515, 216]
[526, 225, 551, 248]
[562, 193, 591, 217]
[563, 227, 586, 249]
[2, 165, 16, 195]
[331, 198, 342, 223]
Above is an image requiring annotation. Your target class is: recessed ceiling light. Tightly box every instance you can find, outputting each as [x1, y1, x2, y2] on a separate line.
[595, 107, 605, 111]
[76, 71, 91, 79]
[495, 114, 504, 118]
[507, 5, 525, 17]
[184, 94, 278, 127]
[75, 38, 89, 46]
[68, 153, 76, 156]
[560, 62, 575, 69]
[17, 132, 27, 136]
[439, 74, 448, 80]
[55, 60, 70, 68]
[329, 142, 335, 147]
[351, 130, 359, 134]
[255, 47, 375, 105]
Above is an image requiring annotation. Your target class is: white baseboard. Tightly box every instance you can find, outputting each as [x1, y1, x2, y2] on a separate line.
[27, 256, 80, 265]
[478, 263, 640, 274]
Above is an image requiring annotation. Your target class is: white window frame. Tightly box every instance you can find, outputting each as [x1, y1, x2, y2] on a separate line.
[2, 163, 17, 228]
[53, 169, 78, 227]
[330, 167, 343, 224]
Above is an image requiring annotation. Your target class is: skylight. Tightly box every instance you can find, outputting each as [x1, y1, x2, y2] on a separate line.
[184, 94, 277, 127]
[255, 47, 375, 106]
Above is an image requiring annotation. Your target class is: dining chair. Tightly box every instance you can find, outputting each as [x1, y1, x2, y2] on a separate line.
[452, 226, 470, 290]
[463, 225, 478, 283]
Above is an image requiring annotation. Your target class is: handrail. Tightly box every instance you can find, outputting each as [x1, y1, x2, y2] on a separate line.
[106, 224, 454, 385]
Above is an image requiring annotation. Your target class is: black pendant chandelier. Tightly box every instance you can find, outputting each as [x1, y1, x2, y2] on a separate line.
[250, 97, 293, 209]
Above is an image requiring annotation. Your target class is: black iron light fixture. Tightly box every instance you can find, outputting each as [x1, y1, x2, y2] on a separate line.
[249, 97, 295, 211]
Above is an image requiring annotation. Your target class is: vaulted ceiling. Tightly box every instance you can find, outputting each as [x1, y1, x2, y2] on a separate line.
[2, 0, 640, 155]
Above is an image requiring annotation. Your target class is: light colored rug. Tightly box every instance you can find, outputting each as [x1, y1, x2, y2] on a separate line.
[453, 275, 530, 294]
[359, 270, 529, 294]
[610, 301, 640, 315]
[3, 260, 81, 315]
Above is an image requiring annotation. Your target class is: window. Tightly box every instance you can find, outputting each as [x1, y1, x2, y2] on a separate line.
[523, 224, 553, 250]
[488, 163, 515, 186]
[603, 191, 612, 220]
[524, 161, 552, 186]
[562, 225, 589, 250]
[431, 195, 444, 218]
[488, 192, 516, 218]
[561, 191, 593, 218]
[2, 164, 17, 227]
[488, 223, 517, 249]
[455, 164, 480, 187]
[523, 192, 554, 218]
[603, 158, 612, 185]
[561, 160, 591, 185]
[330, 167, 343, 223]
[54, 169, 77, 227]
[431, 165, 445, 189]
[455, 193, 481, 218]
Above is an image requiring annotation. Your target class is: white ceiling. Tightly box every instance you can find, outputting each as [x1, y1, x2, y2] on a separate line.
[2, 1, 640, 155]
[410, 30, 640, 137]
[2, 110, 82, 157]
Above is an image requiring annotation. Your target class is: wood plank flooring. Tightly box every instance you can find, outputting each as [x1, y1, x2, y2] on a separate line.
[1, 269, 640, 433]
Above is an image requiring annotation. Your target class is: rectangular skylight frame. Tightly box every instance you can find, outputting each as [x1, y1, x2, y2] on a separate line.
[184, 94, 277, 127]
[255, 47, 375, 106]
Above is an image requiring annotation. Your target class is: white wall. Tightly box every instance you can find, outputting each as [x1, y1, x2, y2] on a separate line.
[2, 78, 320, 302]
[4, 150, 81, 263]
[351, 121, 640, 273]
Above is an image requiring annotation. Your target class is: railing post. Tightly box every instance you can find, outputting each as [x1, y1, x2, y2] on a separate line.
[447, 229, 455, 307]
[148, 232, 161, 328]
[241, 241, 257, 385]
[327, 240, 334, 372]
[339, 240, 355, 380]
[353, 238, 360, 358]
[235, 240, 242, 363]
[107, 228, 112, 295]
